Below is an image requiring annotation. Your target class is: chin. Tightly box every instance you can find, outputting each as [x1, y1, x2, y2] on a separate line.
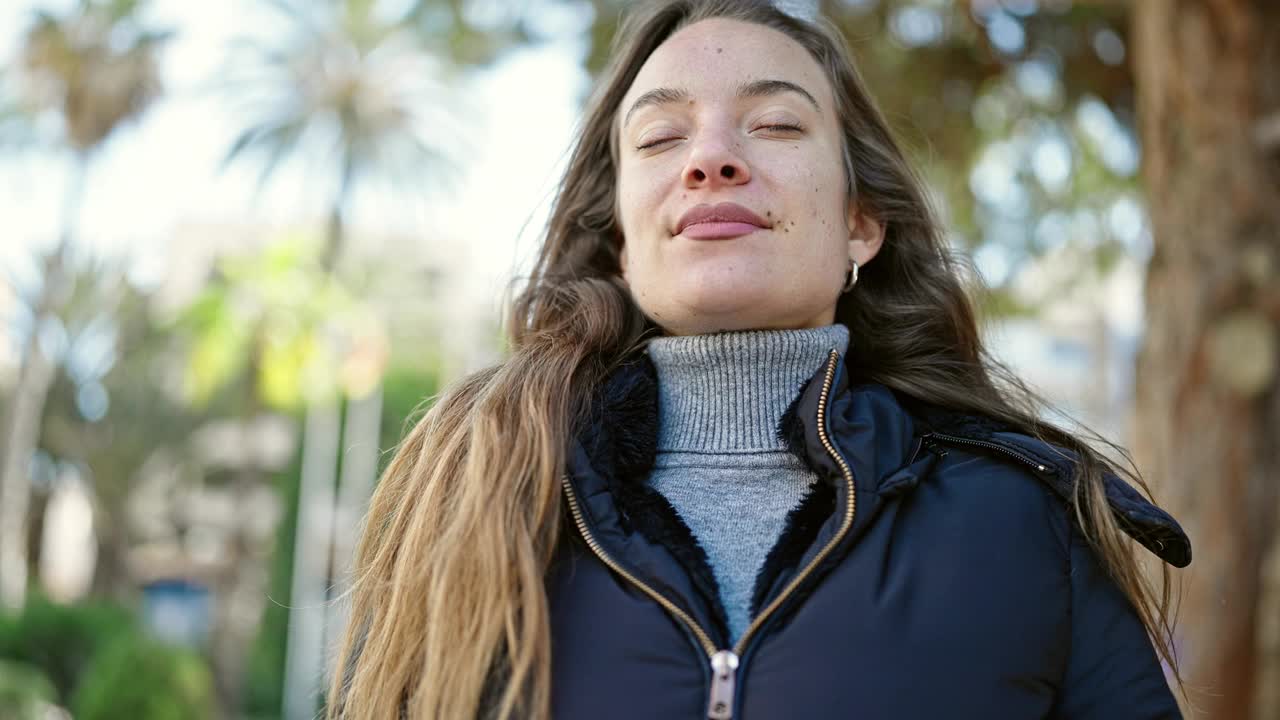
[651, 288, 776, 335]
[680, 282, 769, 314]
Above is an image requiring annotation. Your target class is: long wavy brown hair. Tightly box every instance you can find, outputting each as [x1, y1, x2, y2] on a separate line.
[328, 1, 1181, 717]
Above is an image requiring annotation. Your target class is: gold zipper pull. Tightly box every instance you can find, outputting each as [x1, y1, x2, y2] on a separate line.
[707, 649, 739, 719]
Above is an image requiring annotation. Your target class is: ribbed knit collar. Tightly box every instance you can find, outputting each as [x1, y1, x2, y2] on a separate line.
[644, 324, 850, 453]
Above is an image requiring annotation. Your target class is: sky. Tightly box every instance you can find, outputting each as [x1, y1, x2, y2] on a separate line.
[0, 0, 588, 302]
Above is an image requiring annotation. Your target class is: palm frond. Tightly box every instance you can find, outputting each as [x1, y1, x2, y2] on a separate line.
[16, 0, 170, 151]
[221, 118, 310, 198]
[216, 0, 495, 261]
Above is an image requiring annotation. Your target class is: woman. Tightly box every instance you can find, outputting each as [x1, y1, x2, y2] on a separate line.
[330, 1, 1190, 718]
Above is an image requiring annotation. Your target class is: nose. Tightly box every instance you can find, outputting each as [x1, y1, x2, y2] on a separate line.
[682, 129, 751, 189]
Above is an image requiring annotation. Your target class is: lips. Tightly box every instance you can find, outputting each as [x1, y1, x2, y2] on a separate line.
[675, 202, 771, 236]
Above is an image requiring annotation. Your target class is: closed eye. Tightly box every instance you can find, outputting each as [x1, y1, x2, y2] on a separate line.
[635, 124, 804, 151]
[756, 123, 804, 134]
[636, 136, 680, 151]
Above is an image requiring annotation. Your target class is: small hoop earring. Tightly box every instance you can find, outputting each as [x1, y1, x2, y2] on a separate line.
[842, 258, 859, 293]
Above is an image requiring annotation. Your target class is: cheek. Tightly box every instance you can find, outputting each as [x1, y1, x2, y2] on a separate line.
[799, 150, 851, 235]
[618, 159, 667, 217]
[615, 174, 637, 232]
[768, 145, 842, 204]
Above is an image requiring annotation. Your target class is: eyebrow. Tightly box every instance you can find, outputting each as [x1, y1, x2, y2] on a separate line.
[622, 78, 822, 129]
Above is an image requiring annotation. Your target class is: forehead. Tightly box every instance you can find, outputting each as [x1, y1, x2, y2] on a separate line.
[621, 17, 832, 112]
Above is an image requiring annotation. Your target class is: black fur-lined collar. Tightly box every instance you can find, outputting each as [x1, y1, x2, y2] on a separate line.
[576, 350, 829, 485]
[572, 352, 730, 641]
[575, 352, 662, 486]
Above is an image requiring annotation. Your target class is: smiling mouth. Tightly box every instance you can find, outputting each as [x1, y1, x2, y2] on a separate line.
[679, 221, 765, 240]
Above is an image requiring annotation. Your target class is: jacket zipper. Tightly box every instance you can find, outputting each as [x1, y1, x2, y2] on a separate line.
[718, 349, 857, 711]
[560, 349, 855, 719]
[731, 350, 855, 657]
[559, 475, 720, 660]
[922, 432, 1053, 475]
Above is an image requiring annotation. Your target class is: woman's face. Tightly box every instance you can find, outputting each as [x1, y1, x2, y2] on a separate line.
[615, 18, 883, 336]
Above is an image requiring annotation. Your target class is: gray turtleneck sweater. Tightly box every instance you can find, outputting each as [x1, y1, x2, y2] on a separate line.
[644, 324, 850, 644]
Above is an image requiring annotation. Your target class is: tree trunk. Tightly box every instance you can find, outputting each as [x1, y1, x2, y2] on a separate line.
[1133, 2, 1280, 718]
[0, 154, 89, 610]
[323, 384, 383, 682]
[0, 339, 56, 610]
[282, 400, 340, 720]
[283, 165, 355, 719]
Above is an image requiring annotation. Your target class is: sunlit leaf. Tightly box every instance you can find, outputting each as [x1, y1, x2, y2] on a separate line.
[259, 329, 315, 409]
[183, 312, 252, 405]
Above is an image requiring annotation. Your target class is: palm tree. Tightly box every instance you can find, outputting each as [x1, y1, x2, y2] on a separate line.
[0, 0, 169, 612]
[222, 0, 463, 272]
[217, 1, 471, 715]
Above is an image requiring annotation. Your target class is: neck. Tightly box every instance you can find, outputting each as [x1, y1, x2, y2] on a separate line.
[644, 324, 850, 453]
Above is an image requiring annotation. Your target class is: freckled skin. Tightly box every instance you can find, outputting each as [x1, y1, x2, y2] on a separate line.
[614, 19, 883, 336]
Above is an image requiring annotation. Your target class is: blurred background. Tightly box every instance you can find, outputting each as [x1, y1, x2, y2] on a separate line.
[0, 0, 1275, 718]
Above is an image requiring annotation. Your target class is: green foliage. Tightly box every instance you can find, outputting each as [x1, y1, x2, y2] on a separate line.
[0, 593, 134, 699]
[0, 594, 214, 719]
[0, 659, 58, 720]
[71, 635, 214, 720]
[379, 364, 442, 453]
[170, 237, 354, 410]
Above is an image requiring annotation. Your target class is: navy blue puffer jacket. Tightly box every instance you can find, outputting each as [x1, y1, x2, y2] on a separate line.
[547, 348, 1191, 719]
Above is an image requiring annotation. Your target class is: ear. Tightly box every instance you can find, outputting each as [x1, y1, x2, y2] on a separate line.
[846, 202, 885, 266]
